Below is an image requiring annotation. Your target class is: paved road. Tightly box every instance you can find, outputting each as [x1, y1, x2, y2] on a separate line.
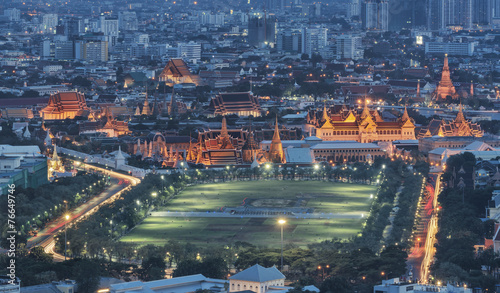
[25, 161, 140, 261]
[27, 180, 122, 248]
[152, 211, 365, 219]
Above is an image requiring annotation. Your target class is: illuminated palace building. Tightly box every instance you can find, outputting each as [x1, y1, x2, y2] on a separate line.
[306, 103, 416, 143]
[191, 117, 292, 166]
[40, 92, 90, 120]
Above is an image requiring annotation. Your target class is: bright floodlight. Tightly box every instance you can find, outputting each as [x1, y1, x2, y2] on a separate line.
[65, 214, 70, 220]
[278, 219, 286, 225]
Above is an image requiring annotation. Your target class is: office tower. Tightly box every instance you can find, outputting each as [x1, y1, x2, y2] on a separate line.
[301, 26, 328, 57]
[276, 28, 302, 53]
[65, 17, 83, 39]
[55, 41, 74, 60]
[336, 35, 363, 60]
[119, 11, 138, 31]
[75, 40, 108, 62]
[362, 0, 388, 31]
[347, 0, 361, 19]
[248, 13, 277, 47]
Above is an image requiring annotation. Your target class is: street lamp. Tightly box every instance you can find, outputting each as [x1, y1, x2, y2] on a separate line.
[64, 214, 70, 261]
[278, 219, 286, 271]
[161, 175, 164, 191]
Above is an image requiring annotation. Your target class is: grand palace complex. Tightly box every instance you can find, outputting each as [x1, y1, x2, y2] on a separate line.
[34, 55, 486, 167]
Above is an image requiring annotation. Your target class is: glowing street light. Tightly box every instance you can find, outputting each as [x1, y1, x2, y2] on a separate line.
[278, 219, 286, 271]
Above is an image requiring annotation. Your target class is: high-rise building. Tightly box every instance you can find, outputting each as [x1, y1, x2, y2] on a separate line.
[494, 0, 500, 18]
[75, 40, 108, 62]
[473, 0, 491, 25]
[301, 26, 328, 57]
[55, 41, 74, 60]
[427, 0, 445, 30]
[276, 28, 302, 53]
[428, 0, 473, 30]
[64, 17, 83, 39]
[247, 13, 277, 47]
[100, 16, 119, 47]
[388, 0, 426, 30]
[336, 35, 363, 60]
[42, 14, 58, 34]
[118, 11, 138, 31]
[362, 0, 388, 31]
[347, 0, 361, 19]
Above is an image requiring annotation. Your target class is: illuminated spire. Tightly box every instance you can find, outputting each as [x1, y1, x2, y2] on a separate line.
[269, 116, 284, 163]
[416, 79, 421, 98]
[272, 116, 281, 142]
[470, 81, 474, 97]
[322, 103, 329, 122]
[361, 99, 371, 119]
[401, 105, 410, 122]
[455, 102, 466, 123]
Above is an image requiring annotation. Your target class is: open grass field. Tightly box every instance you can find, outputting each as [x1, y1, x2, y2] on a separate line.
[121, 181, 376, 248]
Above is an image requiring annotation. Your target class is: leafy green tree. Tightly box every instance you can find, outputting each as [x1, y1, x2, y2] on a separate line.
[320, 276, 352, 293]
[75, 260, 101, 293]
[141, 256, 166, 281]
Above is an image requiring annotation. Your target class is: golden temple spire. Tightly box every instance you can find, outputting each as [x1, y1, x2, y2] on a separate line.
[269, 116, 284, 163]
[142, 90, 151, 116]
[455, 102, 466, 123]
[272, 116, 281, 142]
[401, 105, 410, 122]
[322, 103, 329, 122]
[361, 99, 371, 119]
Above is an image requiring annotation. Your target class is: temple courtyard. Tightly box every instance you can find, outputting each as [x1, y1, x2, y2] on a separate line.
[121, 181, 377, 248]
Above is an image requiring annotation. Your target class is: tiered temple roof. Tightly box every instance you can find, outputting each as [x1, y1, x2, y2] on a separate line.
[417, 105, 483, 138]
[40, 92, 90, 120]
[159, 58, 202, 85]
[207, 92, 263, 117]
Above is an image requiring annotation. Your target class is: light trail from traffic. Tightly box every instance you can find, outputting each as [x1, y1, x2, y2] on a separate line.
[26, 160, 141, 261]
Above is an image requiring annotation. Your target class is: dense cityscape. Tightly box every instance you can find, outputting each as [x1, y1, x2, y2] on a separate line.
[1, 0, 500, 292]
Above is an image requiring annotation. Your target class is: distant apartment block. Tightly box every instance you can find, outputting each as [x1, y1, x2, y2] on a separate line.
[75, 40, 109, 62]
[362, 0, 388, 31]
[425, 42, 475, 56]
[336, 35, 363, 60]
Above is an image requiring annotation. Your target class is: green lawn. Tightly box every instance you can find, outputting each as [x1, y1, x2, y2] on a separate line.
[121, 181, 376, 248]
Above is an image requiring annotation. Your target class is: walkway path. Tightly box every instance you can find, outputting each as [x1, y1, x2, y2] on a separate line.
[151, 211, 364, 219]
